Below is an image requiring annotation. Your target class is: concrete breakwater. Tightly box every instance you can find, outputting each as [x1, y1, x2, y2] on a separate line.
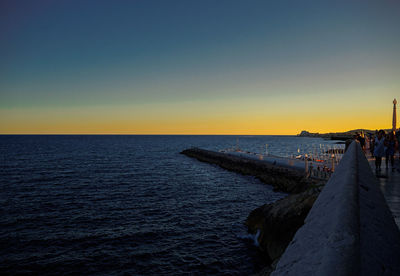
[181, 147, 322, 267]
[272, 142, 400, 276]
[182, 144, 400, 275]
[180, 148, 319, 194]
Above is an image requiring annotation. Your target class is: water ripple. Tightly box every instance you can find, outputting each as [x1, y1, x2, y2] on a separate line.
[0, 135, 333, 275]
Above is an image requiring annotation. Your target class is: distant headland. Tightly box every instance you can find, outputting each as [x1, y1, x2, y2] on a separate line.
[297, 129, 386, 140]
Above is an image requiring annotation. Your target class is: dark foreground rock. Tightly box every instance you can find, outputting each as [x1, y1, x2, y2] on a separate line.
[181, 148, 317, 193]
[246, 188, 320, 264]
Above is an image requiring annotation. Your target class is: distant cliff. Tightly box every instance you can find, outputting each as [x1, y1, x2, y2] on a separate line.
[297, 129, 377, 140]
[298, 131, 322, 137]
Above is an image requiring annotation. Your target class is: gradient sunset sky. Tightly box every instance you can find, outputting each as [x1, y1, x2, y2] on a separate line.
[1, 0, 399, 134]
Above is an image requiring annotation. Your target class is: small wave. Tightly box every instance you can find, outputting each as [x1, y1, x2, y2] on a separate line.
[238, 229, 260, 247]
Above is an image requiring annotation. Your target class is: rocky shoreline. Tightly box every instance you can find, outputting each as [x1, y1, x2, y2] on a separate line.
[181, 148, 325, 273]
[246, 188, 320, 272]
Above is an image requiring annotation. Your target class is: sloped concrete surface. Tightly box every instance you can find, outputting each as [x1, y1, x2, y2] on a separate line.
[358, 148, 400, 275]
[271, 142, 400, 276]
[367, 157, 400, 229]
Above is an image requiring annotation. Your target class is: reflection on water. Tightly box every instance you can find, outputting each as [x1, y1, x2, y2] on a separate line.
[0, 135, 340, 275]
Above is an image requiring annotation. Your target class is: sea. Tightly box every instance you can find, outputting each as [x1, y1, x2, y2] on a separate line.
[0, 135, 341, 275]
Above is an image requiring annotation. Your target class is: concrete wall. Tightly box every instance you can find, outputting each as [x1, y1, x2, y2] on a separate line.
[271, 142, 400, 276]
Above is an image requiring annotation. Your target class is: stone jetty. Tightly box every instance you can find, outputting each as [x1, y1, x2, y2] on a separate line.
[181, 147, 323, 267]
[180, 148, 320, 194]
[182, 144, 400, 275]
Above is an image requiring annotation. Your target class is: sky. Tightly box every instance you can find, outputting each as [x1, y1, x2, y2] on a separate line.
[1, 0, 399, 134]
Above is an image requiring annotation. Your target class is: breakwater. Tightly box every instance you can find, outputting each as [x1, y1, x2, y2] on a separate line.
[182, 144, 400, 276]
[272, 141, 400, 276]
[181, 147, 323, 268]
[180, 148, 319, 194]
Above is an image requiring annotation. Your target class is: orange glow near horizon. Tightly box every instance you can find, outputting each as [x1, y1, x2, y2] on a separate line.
[0, 93, 396, 135]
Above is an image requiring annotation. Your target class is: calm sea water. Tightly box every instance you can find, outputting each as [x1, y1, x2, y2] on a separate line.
[0, 135, 339, 275]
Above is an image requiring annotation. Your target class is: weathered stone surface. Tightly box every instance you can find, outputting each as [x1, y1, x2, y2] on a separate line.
[181, 148, 317, 194]
[246, 188, 319, 263]
[271, 141, 400, 276]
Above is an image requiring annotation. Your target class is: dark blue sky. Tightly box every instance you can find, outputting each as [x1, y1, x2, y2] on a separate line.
[1, 0, 399, 133]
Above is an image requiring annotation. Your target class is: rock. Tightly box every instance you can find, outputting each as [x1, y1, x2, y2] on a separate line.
[297, 130, 321, 137]
[246, 188, 319, 263]
[251, 259, 280, 276]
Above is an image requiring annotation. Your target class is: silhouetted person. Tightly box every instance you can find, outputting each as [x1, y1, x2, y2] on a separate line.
[374, 130, 386, 172]
[396, 128, 400, 159]
[357, 133, 365, 151]
[371, 130, 378, 157]
[385, 131, 397, 171]
[367, 133, 374, 157]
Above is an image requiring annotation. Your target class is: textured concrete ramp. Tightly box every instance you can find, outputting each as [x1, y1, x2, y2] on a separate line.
[367, 156, 400, 229]
[272, 142, 400, 276]
[358, 145, 400, 275]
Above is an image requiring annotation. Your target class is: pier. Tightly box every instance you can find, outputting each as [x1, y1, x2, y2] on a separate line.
[180, 148, 321, 194]
[272, 141, 400, 276]
[182, 141, 400, 275]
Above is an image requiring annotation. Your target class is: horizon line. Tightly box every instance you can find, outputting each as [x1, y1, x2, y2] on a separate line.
[0, 133, 299, 136]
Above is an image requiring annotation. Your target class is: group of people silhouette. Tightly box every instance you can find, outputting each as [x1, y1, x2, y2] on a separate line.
[361, 130, 400, 172]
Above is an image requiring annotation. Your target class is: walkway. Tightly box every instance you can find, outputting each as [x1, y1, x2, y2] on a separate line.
[368, 155, 400, 229]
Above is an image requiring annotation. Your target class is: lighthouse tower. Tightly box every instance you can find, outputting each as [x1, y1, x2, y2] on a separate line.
[393, 98, 397, 131]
